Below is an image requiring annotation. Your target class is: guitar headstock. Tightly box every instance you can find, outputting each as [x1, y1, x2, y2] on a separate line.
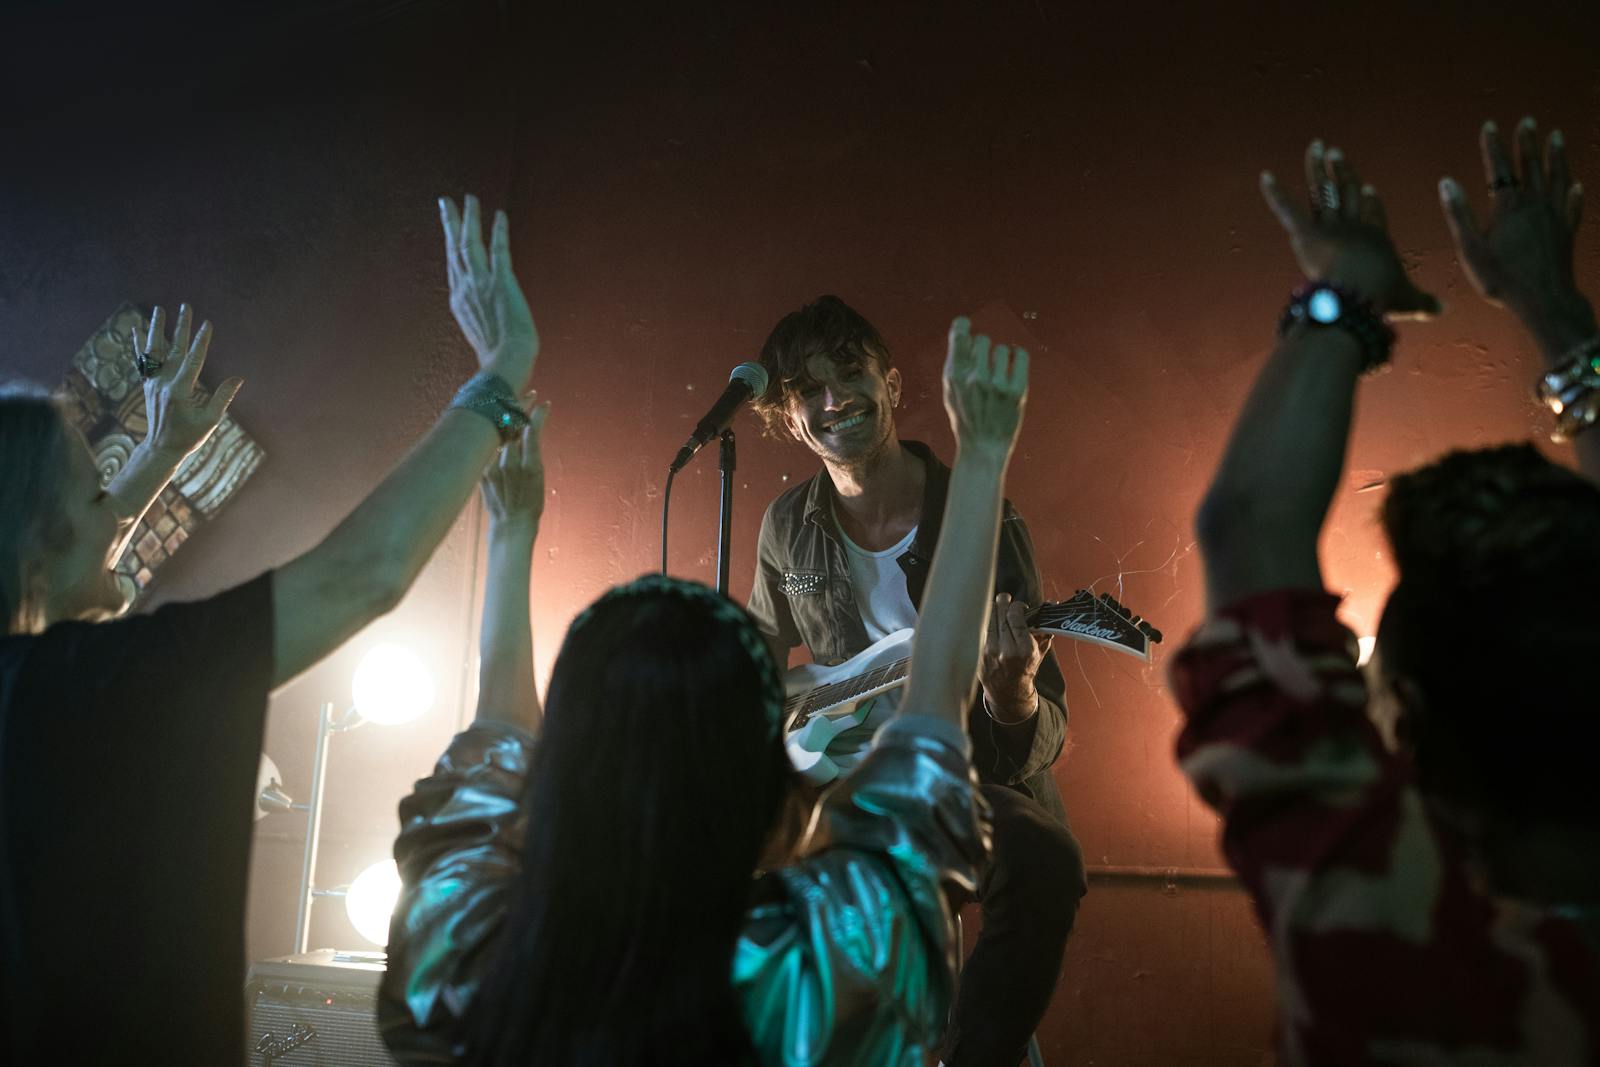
[1094, 591, 1163, 645]
[1026, 589, 1164, 662]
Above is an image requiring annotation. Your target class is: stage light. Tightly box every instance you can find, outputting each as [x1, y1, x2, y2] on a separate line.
[269, 643, 436, 955]
[352, 643, 434, 725]
[345, 860, 402, 947]
[256, 753, 294, 821]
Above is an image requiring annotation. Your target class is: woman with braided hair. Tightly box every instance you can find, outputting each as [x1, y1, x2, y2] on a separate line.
[378, 316, 1031, 1065]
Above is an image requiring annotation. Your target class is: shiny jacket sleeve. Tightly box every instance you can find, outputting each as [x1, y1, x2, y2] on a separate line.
[971, 506, 1068, 784]
[378, 717, 990, 1067]
[377, 721, 531, 1065]
[735, 715, 992, 1066]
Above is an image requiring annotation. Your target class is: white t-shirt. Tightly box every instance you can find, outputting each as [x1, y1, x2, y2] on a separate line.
[821, 521, 918, 774]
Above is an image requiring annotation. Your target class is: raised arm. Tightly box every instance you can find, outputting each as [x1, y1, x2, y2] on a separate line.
[473, 404, 549, 733]
[1439, 118, 1600, 480]
[271, 196, 539, 686]
[900, 317, 1028, 729]
[104, 304, 243, 560]
[1198, 142, 1439, 611]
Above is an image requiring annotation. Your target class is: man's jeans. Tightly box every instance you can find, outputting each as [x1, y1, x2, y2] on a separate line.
[943, 785, 1087, 1067]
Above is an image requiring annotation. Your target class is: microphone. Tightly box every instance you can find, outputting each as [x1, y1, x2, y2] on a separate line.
[670, 362, 770, 472]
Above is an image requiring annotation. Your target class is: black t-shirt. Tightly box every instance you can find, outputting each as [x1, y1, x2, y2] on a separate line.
[0, 572, 274, 1064]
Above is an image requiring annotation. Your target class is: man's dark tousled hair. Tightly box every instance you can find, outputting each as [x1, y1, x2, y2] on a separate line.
[1377, 443, 1600, 826]
[752, 295, 890, 439]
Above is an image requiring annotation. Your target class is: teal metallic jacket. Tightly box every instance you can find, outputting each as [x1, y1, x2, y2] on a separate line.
[377, 715, 991, 1065]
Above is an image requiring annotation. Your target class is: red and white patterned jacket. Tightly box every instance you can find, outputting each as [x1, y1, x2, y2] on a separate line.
[1170, 588, 1600, 1065]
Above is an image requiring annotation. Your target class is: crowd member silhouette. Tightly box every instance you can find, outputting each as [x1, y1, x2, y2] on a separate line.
[1174, 120, 1600, 1063]
[0, 193, 536, 1064]
[379, 318, 1032, 1065]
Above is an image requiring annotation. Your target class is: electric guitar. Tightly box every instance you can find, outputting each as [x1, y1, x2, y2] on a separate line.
[783, 590, 1162, 778]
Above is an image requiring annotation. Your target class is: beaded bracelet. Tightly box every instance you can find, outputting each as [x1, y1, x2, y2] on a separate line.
[1278, 281, 1396, 374]
[450, 372, 529, 444]
[1535, 337, 1600, 440]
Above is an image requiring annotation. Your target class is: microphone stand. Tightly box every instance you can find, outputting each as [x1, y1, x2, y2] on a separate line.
[716, 429, 736, 595]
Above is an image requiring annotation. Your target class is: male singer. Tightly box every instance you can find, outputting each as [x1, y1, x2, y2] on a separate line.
[746, 296, 1085, 1067]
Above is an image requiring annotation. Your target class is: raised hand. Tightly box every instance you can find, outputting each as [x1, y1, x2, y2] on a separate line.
[942, 316, 1028, 460]
[481, 398, 551, 534]
[1262, 141, 1441, 317]
[440, 195, 539, 393]
[475, 397, 548, 733]
[134, 304, 243, 461]
[1439, 118, 1586, 318]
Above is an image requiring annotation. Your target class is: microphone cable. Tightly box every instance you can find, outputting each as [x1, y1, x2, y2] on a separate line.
[660, 465, 675, 575]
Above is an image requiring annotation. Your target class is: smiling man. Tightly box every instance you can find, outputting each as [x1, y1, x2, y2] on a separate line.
[747, 295, 1086, 1067]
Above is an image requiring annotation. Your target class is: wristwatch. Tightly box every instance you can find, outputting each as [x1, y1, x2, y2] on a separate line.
[1278, 281, 1395, 372]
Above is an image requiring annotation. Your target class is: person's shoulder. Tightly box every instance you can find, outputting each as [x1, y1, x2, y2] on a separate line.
[35, 576, 274, 674]
[0, 616, 140, 707]
[736, 870, 800, 954]
[761, 471, 824, 525]
[0, 631, 38, 679]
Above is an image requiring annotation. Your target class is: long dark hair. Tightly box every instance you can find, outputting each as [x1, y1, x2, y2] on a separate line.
[467, 576, 793, 1066]
[1378, 443, 1600, 825]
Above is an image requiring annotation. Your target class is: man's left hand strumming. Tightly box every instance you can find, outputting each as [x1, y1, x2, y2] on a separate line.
[980, 591, 1051, 723]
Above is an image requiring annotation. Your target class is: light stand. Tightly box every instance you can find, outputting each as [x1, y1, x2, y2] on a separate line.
[257, 643, 434, 954]
[290, 701, 366, 954]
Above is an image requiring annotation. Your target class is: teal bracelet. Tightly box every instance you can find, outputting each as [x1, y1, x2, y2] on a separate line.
[449, 372, 528, 443]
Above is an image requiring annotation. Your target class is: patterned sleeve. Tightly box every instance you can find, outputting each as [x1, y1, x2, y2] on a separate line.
[1170, 589, 1599, 1063]
[377, 722, 532, 1065]
[735, 715, 991, 1065]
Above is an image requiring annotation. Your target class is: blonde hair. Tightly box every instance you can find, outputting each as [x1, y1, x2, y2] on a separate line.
[0, 384, 72, 635]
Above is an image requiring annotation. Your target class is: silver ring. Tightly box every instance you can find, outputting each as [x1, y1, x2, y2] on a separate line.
[1319, 180, 1341, 214]
[132, 333, 170, 381]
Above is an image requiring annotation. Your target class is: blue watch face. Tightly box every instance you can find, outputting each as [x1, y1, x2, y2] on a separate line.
[1307, 288, 1343, 324]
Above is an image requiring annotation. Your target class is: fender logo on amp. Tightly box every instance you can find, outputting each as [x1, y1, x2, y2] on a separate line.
[256, 1022, 317, 1063]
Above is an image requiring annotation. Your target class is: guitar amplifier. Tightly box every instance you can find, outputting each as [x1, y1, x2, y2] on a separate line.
[245, 950, 397, 1066]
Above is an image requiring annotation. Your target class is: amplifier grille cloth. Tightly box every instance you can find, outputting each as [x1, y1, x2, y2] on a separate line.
[247, 980, 396, 1066]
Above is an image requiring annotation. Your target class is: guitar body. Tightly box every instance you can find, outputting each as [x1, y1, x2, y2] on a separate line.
[783, 629, 913, 782]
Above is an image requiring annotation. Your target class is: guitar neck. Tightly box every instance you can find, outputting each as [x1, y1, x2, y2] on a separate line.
[785, 590, 1163, 730]
[785, 655, 911, 719]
